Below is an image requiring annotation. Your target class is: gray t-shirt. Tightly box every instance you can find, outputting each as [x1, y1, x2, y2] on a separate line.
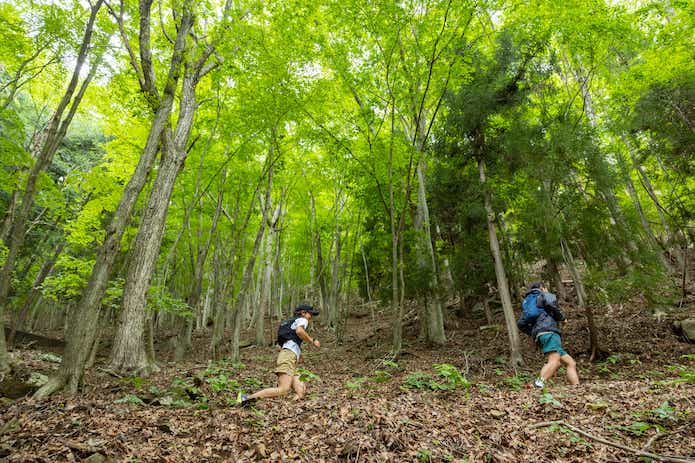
[282, 317, 309, 359]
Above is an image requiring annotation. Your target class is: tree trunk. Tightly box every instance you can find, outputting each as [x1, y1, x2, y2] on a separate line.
[435, 224, 455, 300]
[414, 159, 446, 344]
[309, 193, 329, 315]
[34, 5, 193, 398]
[254, 160, 280, 346]
[255, 201, 280, 346]
[361, 246, 373, 306]
[561, 239, 601, 361]
[110, 52, 204, 374]
[389, 104, 403, 356]
[8, 241, 64, 345]
[327, 191, 344, 329]
[231, 196, 270, 361]
[626, 140, 684, 269]
[545, 258, 566, 302]
[109, 153, 184, 374]
[479, 158, 522, 367]
[0, 191, 18, 243]
[210, 177, 262, 357]
[618, 152, 673, 271]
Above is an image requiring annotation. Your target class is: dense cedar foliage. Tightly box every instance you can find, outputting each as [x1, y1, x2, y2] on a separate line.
[0, 0, 693, 460]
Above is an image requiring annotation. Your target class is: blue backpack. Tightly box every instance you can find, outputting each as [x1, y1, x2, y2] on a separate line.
[522, 291, 542, 320]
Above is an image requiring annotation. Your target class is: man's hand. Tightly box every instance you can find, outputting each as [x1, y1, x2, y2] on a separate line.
[313, 339, 321, 348]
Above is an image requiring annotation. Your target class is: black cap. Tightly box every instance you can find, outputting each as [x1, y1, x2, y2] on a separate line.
[530, 281, 542, 289]
[294, 303, 319, 316]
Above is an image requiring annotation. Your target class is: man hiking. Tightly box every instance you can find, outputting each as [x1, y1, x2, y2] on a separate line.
[517, 282, 579, 389]
[237, 303, 321, 406]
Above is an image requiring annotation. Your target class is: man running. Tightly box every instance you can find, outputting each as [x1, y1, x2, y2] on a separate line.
[237, 304, 321, 405]
[518, 282, 579, 389]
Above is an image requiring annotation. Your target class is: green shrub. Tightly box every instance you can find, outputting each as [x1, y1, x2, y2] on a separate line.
[401, 364, 470, 391]
[345, 376, 368, 389]
[297, 367, 320, 382]
[372, 370, 392, 383]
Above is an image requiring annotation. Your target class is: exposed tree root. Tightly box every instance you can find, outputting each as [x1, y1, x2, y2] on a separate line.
[33, 375, 66, 400]
[529, 420, 693, 463]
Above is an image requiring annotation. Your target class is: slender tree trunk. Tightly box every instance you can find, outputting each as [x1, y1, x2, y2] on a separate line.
[327, 191, 344, 329]
[618, 152, 673, 271]
[255, 200, 280, 346]
[361, 246, 373, 306]
[254, 160, 280, 346]
[34, 5, 193, 398]
[626, 140, 684, 269]
[210, 178, 262, 357]
[309, 193, 329, 315]
[479, 158, 522, 367]
[0, 191, 18, 243]
[435, 224, 455, 300]
[545, 258, 566, 302]
[561, 239, 601, 361]
[414, 159, 446, 344]
[210, 236, 229, 359]
[230, 194, 271, 362]
[388, 104, 403, 356]
[8, 242, 64, 345]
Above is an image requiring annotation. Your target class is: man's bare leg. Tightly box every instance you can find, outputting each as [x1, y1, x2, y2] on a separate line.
[539, 352, 562, 381]
[560, 354, 579, 385]
[291, 375, 306, 400]
[248, 373, 293, 400]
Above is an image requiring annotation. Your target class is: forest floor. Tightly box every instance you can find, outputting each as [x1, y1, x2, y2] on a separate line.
[1, 298, 694, 462]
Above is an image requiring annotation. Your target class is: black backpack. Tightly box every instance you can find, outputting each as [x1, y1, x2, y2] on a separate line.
[276, 317, 301, 346]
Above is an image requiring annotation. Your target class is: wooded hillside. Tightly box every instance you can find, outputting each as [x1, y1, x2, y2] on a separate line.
[0, 0, 693, 461]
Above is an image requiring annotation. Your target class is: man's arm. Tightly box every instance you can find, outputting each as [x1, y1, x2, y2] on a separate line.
[541, 292, 566, 322]
[296, 326, 321, 348]
[517, 315, 533, 336]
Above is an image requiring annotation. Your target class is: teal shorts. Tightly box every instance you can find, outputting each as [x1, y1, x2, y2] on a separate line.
[538, 333, 568, 357]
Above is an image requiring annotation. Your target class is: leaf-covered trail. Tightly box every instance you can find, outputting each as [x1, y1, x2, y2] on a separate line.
[2, 303, 694, 462]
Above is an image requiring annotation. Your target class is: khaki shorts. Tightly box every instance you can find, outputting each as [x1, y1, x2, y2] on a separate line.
[274, 348, 298, 376]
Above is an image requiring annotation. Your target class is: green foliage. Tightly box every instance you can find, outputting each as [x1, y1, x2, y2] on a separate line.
[433, 364, 471, 389]
[650, 401, 676, 421]
[42, 255, 95, 302]
[243, 377, 263, 389]
[345, 376, 368, 390]
[539, 392, 562, 407]
[416, 449, 432, 463]
[613, 421, 652, 436]
[663, 366, 695, 385]
[382, 359, 399, 370]
[297, 367, 320, 382]
[115, 394, 144, 405]
[401, 371, 436, 391]
[206, 373, 240, 393]
[585, 266, 676, 307]
[127, 376, 146, 390]
[371, 370, 392, 383]
[504, 372, 531, 391]
[147, 285, 191, 316]
[401, 364, 470, 391]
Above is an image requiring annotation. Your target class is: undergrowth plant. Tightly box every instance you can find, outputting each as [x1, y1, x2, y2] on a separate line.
[401, 364, 470, 391]
[297, 367, 320, 382]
